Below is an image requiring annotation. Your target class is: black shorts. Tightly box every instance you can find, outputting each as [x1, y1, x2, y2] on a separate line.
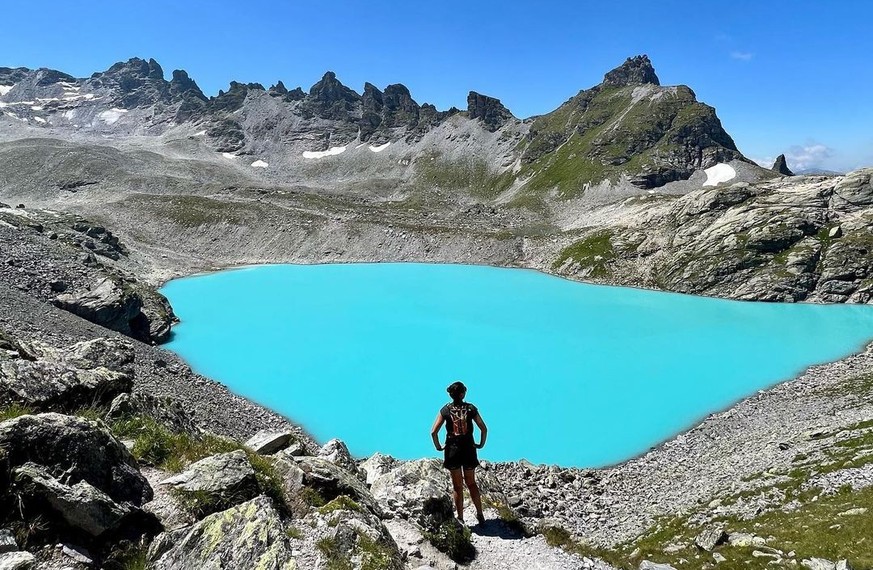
[443, 438, 479, 470]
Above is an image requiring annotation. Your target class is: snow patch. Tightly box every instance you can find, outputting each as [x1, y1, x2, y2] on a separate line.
[222, 152, 236, 159]
[192, 130, 206, 136]
[63, 110, 76, 120]
[368, 142, 390, 153]
[33, 117, 46, 124]
[0, 85, 13, 96]
[302, 146, 346, 159]
[703, 163, 737, 187]
[97, 108, 128, 125]
[31, 105, 43, 111]
[251, 160, 269, 168]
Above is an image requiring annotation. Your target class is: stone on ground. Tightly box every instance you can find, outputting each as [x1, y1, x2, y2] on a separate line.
[149, 496, 296, 570]
[245, 429, 295, 454]
[161, 450, 259, 517]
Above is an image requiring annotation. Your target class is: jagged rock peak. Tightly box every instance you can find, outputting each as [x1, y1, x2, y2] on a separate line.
[99, 57, 165, 81]
[268, 80, 288, 96]
[602, 55, 660, 87]
[309, 71, 360, 102]
[169, 69, 206, 101]
[772, 154, 794, 176]
[467, 91, 512, 132]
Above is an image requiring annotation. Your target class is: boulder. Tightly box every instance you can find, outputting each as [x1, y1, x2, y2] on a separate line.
[161, 450, 259, 518]
[294, 456, 380, 516]
[149, 496, 297, 570]
[0, 413, 151, 505]
[0, 338, 133, 411]
[318, 438, 360, 475]
[0, 552, 35, 570]
[245, 430, 295, 455]
[727, 533, 766, 548]
[105, 392, 198, 434]
[360, 452, 398, 485]
[13, 463, 131, 537]
[694, 526, 727, 551]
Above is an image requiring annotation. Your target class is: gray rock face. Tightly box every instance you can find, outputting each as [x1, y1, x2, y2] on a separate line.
[467, 91, 513, 132]
[360, 452, 399, 485]
[245, 430, 295, 455]
[149, 496, 296, 570]
[0, 337, 132, 411]
[772, 154, 794, 176]
[802, 559, 837, 570]
[13, 462, 132, 536]
[0, 551, 35, 570]
[603, 55, 660, 87]
[161, 450, 260, 517]
[0, 413, 151, 505]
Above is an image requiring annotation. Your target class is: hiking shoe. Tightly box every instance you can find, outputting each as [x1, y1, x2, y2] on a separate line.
[476, 512, 486, 525]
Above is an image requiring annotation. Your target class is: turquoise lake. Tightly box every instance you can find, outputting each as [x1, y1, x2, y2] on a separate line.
[160, 263, 873, 468]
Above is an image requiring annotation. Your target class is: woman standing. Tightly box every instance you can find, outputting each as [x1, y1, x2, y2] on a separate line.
[430, 381, 488, 525]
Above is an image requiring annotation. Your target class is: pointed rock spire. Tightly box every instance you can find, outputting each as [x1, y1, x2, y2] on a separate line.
[467, 91, 512, 131]
[772, 154, 794, 176]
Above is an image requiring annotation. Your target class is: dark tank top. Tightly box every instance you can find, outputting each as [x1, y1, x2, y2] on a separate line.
[440, 402, 478, 440]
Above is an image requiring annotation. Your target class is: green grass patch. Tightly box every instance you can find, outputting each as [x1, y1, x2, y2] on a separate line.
[0, 403, 35, 422]
[301, 487, 328, 508]
[319, 495, 364, 515]
[552, 230, 616, 276]
[423, 520, 475, 563]
[316, 537, 353, 570]
[358, 534, 398, 570]
[286, 526, 303, 540]
[123, 194, 262, 228]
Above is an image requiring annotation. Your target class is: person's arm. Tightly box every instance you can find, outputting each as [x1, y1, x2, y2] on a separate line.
[473, 413, 487, 449]
[431, 413, 445, 451]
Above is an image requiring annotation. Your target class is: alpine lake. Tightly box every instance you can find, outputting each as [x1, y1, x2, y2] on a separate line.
[160, 263, 873, 467]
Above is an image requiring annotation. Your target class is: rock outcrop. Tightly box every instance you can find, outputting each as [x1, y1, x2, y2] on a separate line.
[467, 91, 513, 132]
[602, 54, 661, 87]
[161, 450, 260, 518]
[772, 153, 794, 175]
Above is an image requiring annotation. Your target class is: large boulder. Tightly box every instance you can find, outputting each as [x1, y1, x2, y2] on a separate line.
[0, 338, 133, 411]
[161, 450, 260, 518]
[51, 277, 175, 344]
[13, 463, 132, 537]
[292, 456, 380, 516]
[0, 413, 151, 505]
[245, 430, 295, 455]
[149, 496, 296, 570]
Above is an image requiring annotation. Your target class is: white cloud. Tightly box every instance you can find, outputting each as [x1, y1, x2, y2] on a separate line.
[785, 143, 832, 171]
[730, 51, 754, 61]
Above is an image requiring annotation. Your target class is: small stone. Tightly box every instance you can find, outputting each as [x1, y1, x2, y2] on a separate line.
[828, 226, 843, 239]
[802, 558, 836, 570]
[837, 507, 867, 516]
[62, 544, 93, 565]
[835, 560, 853, 570]
[640, 561, 678, 570]
[713, 553, 726, 564]
[727, 533, 766, 548]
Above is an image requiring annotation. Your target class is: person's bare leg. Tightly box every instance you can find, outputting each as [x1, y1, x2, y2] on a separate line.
[463, 468, 485, 523]
[450, 468, 465, 520]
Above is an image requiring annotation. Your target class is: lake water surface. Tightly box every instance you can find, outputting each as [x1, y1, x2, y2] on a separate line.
[160, 263, 873, 467]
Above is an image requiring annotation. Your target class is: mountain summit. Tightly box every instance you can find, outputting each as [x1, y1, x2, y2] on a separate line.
[0, 54, 754, 198]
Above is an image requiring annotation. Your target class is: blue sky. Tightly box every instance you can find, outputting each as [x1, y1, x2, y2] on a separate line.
[4, 0, 871, 172]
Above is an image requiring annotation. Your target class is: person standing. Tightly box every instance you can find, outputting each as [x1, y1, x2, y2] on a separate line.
[431, 381, 488, 525]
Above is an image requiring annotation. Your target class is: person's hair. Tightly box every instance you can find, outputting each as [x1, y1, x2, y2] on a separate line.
[447, 381, 467, 403]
